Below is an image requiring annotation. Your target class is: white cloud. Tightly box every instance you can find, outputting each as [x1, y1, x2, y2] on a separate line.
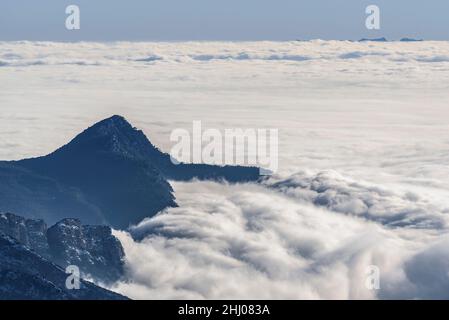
[264, 170, 449, 229]
[108, 179, 446, 300]
[2, 41, 449, 299]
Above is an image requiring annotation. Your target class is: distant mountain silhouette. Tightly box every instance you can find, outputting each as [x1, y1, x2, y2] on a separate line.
[0, 115, 260, 228]
[400, 38, 423, 42]
[358, 37, 388, 42]
[355, 37, 426, 43]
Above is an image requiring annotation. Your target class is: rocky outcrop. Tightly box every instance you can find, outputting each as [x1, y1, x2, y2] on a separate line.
[0, 213, 125, 284]
[0, 234, 128, 300]
[47, 219, 125, 283]
[0, 213, 49, 258]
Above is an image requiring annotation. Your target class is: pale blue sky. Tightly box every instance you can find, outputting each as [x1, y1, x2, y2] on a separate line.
[0, 0, 448, 41]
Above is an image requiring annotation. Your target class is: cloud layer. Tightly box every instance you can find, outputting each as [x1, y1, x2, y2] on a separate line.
[108, 178, 449, 300]
[2, 41, 449, 67]
[2, 41, 449, 299]
[265, 170, 449, 229]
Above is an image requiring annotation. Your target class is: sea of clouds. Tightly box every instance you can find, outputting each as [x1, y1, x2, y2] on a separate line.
[1, 40, 449, 67]
[1, 41, 449, 299]
[110, 179, 449, 299]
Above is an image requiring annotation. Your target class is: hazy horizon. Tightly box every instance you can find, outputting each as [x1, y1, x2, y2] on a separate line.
[1, 1, 449, 41]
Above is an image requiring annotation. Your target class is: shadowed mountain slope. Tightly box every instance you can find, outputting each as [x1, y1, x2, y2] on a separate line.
[0, 116, 259, 228]
[0, 234, 128, 300]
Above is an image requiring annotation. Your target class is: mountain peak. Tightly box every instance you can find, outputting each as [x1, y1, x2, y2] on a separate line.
[91, 115, 132, 132]
[83, 114, 136, 140]
[7, 115, 259, 229]
[55, 115, 160, 160]
[15, 115, 177, 228]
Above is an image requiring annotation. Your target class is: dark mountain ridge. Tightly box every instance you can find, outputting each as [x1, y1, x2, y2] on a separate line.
[0, 115, 260, 228]
[0, 212, 125, 283]
[0, 233, 127, 300]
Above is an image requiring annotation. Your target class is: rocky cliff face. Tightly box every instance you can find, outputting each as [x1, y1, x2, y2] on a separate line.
[47, 218, 125, 283]
[0, 212, 49, 258]
[0, 212, 124, 284]
[0, 234, 127, 300]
